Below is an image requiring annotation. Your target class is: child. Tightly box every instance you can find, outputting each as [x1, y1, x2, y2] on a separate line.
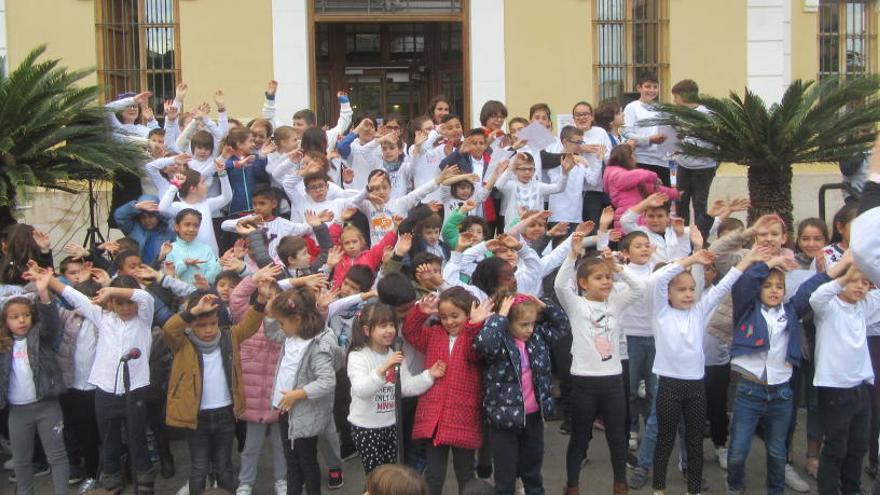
[162, 280, 267, 494]
[158, 162, 233, 256]
[441, 201, 489, 252]
[670, 79, 718, 227]
[647, 246, 764, 495]
[105, 91, 158, 143]
[554, 234, 646, 495]
[347, 116, 385, 190]
[622, 72, 671, 185]
[379, 135, 412, 201]
[402, 288, 493, 495]
[810, 252, 880, 495]
[279, 151, 363, 224]
[495, 152, 573, 228]
[409, 214, 450, 262]
[48, 272, 155, 492]
[223, 127, 269, 217]
[439, 169, 498, 220]
[605, 146, 680, 227]
[327, 218, 398, 290]
[166, 209, 222, 285]
[439, 128, 496, 221]
[1, 265, 69, 494]
[478, 100, 508, 150]
[474, 294, 571, 495]
[726, 255, 830, 494]
[364, 464, 429, 495]
[113, 194, 177, 265]
[820, 203, 859, 268]
[228, 264, 288, 495]
[347, 303, 443, 473]
[620, 193, 691, 264]
[266, 288, 342, 495]
[220, 187, 316, 261]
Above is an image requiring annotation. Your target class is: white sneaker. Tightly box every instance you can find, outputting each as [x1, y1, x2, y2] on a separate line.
[236, 484, 253, 495]
[514, 478, 525, 495]
[176, 483, 190, 495]
[274, 479, 288, 495]
[638, 380, 647, 399]
[716, 446, 728, 470]
[784, 463, 810, 493]
[2, 458, 12, 471]
[628, 432, 639, 451]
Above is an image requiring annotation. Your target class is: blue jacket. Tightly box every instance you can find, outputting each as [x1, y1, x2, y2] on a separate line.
[113, 195, 177, 265]
[335, 132, 357, 160]
[731, 262, 830, 367]
[224, 155, 269, 215]
[438, 149, 491, 177]
[473, 300, 570, 430]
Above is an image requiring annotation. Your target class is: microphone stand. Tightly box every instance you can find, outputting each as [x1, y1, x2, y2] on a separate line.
[393, 338, 404, 464]
[122, 360, 140, 495]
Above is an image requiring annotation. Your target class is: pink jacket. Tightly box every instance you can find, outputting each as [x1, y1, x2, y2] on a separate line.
[230, 276, 282, 424]
[603, 165, 680, 224]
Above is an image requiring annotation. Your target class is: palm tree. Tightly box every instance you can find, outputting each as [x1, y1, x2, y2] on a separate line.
[648, 76, 880, 230]
[0, 45, 144, 230]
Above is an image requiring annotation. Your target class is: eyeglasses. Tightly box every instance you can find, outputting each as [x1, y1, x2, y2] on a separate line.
[307, 183, 327, 191]
[573, 112, 592, 118]
[567, 139, 585, 145]
[385, 125, 401, 131]
[516, 167, 536, 172]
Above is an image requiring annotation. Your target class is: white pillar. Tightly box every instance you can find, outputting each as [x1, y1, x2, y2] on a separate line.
[271, 0, 310, 124]
[746, 0, 791, 104]
[0, 0, 8, 71]
[468, 0, 506, 127]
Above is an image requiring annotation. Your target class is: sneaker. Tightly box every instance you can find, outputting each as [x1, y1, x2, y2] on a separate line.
[715, 446, 728, 470]
[274, 479, 288, 495]
[514, 477, 525, 495]
[627, 465, 649, 490]
[3, 458, 12, 471]
[9, 463, 49, 483]
[236, 484, 253, 495]
[559, 418, 571, 435]
[78, 478, 98, 494]
[176, 482, 190, 495]
[593, 419, 605, 431]
[328, 468, 344, 490]
[638, 380, 647, 399]
[68, 463, 86, 485]
[784, 463, 810, 493]
[628, 433, 638, 451]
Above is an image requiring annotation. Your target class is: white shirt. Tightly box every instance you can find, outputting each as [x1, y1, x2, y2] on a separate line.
[554, 258, 645, 376]
[347, 139, 383, 190]
[158, 177, 233, 256]
[623, 99, 667, 167]
[61, 287, 154, 394]
[495, 171, 567, 227]
[220, 215, 312, 261]
[620, 208, 692, 263]
[580, 126, 613, 192]
[547, 165, 588, 223]
[731, 305, 793, 385]
[272, 336, 310, 408]
[8, 338, 37, 405]
[617, 262, 655, 337]
[852, 203, 880, 288]
[347, 347, 434, 428]
[650, 264, 743, 380]
[200, 348, 232, 410]
[72, 318, 98, 391]
[811, 280, 880, 388]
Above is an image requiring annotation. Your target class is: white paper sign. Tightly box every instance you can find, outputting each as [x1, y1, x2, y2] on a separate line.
[515, 122, 556, 152]
[556, 114, 575, 133]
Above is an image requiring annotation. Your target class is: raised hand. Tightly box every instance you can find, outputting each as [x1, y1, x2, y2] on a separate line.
[266, 80, 278, 97]
[415, 264, 443, 288]
[184, 258, 206, 267]
[133, 91, 152, 106]
[672, 217, 686, 237]
[394, 233, 413, 256]
[457, 232, 477, 252]
[599, 206, 615, 231]
[688, 249, 716, 266]
[690, 225, 704, 250]
[232, 239, 248, 259]
[193, 274, 211, 291]
[32, 230, 51, 252]
[260, 141, 277, 156]
[159, 240, 173, 260]
[90, 268, 111, 287]
[63, 243, 90, 259]
[469, 299, 494, 324]
[315, 287, 341, 314]
[134, 263, 160, 281]
[298, 273, 329, 291]
[497, 295, 515, 317]
[142, 105, 155, 122]
[253, 263, 284, 283]
[341, 207, 358, 222]
[175, 83, 188, 101]
[135, 200, 159, 212]
[417, 293, 439, 315]
[460, 199, 477, 214]
[213, 89, 226, 110]
[546, 222, 570, 238]
[190, 294, 220, 315]
[326, 246, 344, 268]
[235, 217, 261, 235]
[575, 220, 595, 236]
[163, 100, 179, 121]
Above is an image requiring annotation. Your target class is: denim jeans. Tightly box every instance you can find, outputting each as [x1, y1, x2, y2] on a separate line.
[726, 379, 793, 495]
[627, 335, 657, 435]
[187, 406, 236, 494]
[818, 384, 871, 495]
[489, 412, 545, 495]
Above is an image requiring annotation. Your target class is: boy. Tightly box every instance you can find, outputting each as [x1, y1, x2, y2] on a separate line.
[263, 82, 352, 154]
[224, 127, 269, 217]
[671, 79, 718, 227]
[543, 126, 601, 230]
[278, 152, 361, 223]
[439, 128, 493, 218]
[219, 187, 315, 261]
[163, 287, 268, 494]
[623, 72, 671, 186]
[620, 193, 692, 264]
[380, 137, 412, 201]
[114, 194, 177, 265]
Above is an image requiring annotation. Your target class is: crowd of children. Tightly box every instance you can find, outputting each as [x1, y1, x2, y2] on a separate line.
[1, 71, 879, 495]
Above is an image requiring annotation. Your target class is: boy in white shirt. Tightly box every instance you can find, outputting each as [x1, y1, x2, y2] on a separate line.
[495, 153, 573, 230]
[623, 72, 671, 186]
[620, 193, 692, 264]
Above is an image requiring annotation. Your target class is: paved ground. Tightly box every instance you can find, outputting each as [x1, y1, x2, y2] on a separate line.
[1, 410, 875, 494]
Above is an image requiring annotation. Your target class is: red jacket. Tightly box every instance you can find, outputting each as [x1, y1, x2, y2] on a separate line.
[403, 306, 483, 449]
[328, 226, 397, 289]
[230, 276, 282, 424]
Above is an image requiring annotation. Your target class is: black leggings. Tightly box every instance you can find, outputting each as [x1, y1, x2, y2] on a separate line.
[653, 376, 707, 494]
[279, 413, 320, 495]
[565, 374, 628, 487]
[704, 364, 730, 448]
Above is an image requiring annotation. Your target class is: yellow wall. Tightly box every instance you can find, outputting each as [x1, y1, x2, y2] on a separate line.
[669, 0, 746, 98]
[178, 0, 273, 120]
[791, 4, 818, 82]
[503, 0, 592, 120]
[6, 0, 98, 85]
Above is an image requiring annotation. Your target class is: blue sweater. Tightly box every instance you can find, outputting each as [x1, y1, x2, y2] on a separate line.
[731, 262, 830, 366]
[113, 196, 177, 265]
[224, 154, 269, 215]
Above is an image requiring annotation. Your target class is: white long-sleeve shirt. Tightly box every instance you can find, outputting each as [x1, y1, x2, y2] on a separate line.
[650, 263, 743, 380]
[347, 347, 434, 428]
[495, 171, 568, 227]
[61, 287, 155, 394]
[220, 215, 312, 261]
[158, 176, 233, 256]
[449, 242, 544, 299]
[105, 96, 159, 144]
[730, 305, 793, 385]
[852, 203, 880, 287]
[347, 139, 383, 190]
[616, 261, 656, 338]
[277, 160, 363, 223]
[810, 279, 880, 388]
[620, 208, 692, 263]
[554, 258, 645, 376]
[623, 99, 666, 167]
[354, 180, 439, 245]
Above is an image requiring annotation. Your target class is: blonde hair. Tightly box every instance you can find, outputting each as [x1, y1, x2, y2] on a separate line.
[365, 464, 428, 495]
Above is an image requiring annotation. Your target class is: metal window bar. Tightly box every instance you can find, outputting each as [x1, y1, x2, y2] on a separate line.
[314, 0, 461, 14]
[818, 0, 874, 80]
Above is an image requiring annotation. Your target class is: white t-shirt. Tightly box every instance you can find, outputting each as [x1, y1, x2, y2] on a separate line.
[730, 305, 793, 385]
[200, 348, 232, 410]
[9, 338, 37, 405]
[272, 336, 310, 408]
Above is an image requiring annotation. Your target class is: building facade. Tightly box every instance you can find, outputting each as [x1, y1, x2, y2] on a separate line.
[3, 0, 878, 127]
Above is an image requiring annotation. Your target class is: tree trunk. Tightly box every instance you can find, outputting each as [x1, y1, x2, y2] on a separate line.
[746, 163, 794, 234]
[0, 187, 18, 232]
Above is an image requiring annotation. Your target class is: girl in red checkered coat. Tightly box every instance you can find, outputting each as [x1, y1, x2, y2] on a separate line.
[402, 287, 494, 495]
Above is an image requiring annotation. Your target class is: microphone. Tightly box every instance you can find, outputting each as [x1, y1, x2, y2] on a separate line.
[119, 348, 142, 363]
[392, 337, 404, 375]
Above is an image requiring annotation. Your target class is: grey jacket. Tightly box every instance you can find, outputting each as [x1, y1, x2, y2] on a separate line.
[267, 324, 343, 446]
[0, 301, 64, 409]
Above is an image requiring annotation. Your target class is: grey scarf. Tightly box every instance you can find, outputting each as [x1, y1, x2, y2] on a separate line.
[185, 330, 221, 354]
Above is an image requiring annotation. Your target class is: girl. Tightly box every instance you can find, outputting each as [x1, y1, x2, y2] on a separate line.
[494, 152, 572, 228]
[402, 288, 493, 495]
[474, 294, 572, 495]
[1, 265, 68, 495]
[0, 224, 53, 286]
[165, 209, 222, 285]
[426, 96, 451, 126]
[105, 91, 158, 142]
[603, 145, 680, 226]
[820, 204, 859, 268]
[648, 246, 764, 495]
[266, 287, 342, 495]
[594, 101, 628, 147]
[365, 464, 429, 495]
[347, 303, 444, 473]
[479, 100, 508, 151]
[229, 264, 288, 495]
[553, 234, 645, 495]
[327, 222, 397, 290]
[346, 116, 384, 190]
[48, 271, 155, 493]
[158, 161, 233, 256]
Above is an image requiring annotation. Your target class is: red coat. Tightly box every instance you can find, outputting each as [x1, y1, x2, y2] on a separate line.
[403, 306, 483, 450]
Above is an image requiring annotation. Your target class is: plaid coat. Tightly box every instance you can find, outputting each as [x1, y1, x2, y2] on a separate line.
[403, 307, 484, 449]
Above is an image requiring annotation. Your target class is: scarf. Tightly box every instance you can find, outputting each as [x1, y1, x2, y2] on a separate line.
[185, 329, 221, 354]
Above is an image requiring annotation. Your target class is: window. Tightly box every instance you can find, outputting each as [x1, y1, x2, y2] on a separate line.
[96, 0, 180, 113]
[314, 0, 461, 15]
[819, 0, 875, 79]
[593, 0, 668, 102]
